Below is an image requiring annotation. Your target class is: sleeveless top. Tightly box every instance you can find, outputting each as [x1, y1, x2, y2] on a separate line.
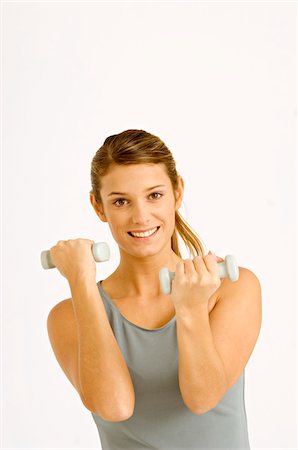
[91, 280, 251, 450]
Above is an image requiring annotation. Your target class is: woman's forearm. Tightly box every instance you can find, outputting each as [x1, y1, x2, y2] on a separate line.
[176, 306, 228, 414]
[69, 278, 135, 420]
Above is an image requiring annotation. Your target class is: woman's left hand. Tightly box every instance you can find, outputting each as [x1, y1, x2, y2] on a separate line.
[171, 251, 224, 313]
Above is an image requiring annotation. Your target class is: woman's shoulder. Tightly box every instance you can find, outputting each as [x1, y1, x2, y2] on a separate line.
[219, 266, 260, 294]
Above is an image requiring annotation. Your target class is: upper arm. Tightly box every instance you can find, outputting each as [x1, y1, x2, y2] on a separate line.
[47, 299, 87, 405]
[209, 267, 262, 392]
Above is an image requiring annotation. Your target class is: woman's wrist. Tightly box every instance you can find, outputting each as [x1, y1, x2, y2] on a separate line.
[68, 273, 97, 290]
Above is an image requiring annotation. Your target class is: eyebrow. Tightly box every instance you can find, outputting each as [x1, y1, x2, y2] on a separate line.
[107, 185, 167, 197]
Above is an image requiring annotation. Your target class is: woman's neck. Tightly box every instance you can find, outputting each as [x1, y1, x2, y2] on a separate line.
[107, 250, 182, 299]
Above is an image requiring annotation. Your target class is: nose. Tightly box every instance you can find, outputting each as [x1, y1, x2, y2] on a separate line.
[131, 201, 151, 225]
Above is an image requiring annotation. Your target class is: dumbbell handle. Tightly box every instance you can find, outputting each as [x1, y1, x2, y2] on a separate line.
[40, 242, 110, 269]
[159, 254, 239, 295]
[41, 244, 238, 296]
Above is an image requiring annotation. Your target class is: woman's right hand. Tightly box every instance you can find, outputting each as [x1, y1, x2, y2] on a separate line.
[49, 238, 97, 284]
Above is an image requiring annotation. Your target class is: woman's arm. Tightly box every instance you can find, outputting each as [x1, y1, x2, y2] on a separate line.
[47, 277, 135, 422]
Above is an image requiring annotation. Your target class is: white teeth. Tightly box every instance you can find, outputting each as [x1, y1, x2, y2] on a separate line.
[130, 227, 158, 238]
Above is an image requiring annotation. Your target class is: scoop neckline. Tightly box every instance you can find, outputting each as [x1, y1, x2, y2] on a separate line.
[98, 280, 176, 332]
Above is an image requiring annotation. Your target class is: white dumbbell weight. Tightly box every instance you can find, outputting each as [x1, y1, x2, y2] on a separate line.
[40, 242, 110, 269]
[159, 254, 239, 295]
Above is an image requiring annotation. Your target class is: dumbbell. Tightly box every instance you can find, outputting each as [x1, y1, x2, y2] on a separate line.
[40, 242, 110, 269]
[159, 255, 239, 295]
[41, 243, 238, 295]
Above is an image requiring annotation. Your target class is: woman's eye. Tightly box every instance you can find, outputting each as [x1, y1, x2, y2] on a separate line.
[113, 192, 163, 207]
[150, 192, 163, 200]
[114, 198, 127, 207]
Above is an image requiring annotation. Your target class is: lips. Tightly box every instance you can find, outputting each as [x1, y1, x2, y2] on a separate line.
[128, 226, 160, 238]
[128, 226, 159, 234]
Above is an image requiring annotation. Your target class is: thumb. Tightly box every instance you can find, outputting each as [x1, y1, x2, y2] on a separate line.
[208, 250, 224, 262]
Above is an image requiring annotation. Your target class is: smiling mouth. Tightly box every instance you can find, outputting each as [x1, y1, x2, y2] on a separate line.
[128, 226, 160, 238]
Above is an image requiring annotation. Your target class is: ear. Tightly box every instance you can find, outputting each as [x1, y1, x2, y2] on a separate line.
[174, 175, 184, 210]
[89, 192, 108, 223]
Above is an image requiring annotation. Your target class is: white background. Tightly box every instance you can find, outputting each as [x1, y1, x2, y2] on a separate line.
[2, 1, 297, 449]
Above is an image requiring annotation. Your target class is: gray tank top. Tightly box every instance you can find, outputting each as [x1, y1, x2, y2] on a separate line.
[91, 280, 251, 450]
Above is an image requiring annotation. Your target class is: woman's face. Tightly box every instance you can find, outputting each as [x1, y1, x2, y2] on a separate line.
[90, 163, 184, 258]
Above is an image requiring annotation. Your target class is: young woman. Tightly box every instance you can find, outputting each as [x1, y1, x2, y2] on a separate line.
[47, 129, 262, 450]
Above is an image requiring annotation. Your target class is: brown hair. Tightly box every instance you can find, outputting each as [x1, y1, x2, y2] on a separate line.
[90, 129, 205, 258]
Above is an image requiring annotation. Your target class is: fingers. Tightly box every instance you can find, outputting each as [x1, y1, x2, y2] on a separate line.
[179, 252, 222, 275]
[176, 258, 199, 276]
[56, 238, 94, 246]
[207, 250, 224, 263]
[192, 255, 206, 273]
[175, 255, 210, 277]
[175, 260, 185, 276]
[202, 253, 218, 274]
[176, 251, 224, 277]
